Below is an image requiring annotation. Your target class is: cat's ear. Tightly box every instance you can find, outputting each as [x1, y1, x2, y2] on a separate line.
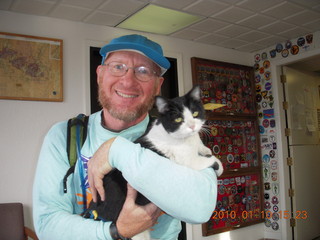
[188, 85, 201, 101]
[155, 96, 168, 113]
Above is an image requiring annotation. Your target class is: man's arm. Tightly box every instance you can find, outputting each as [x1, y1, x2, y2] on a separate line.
[89, 136, 217, 224]
[33, 122, 113, 240]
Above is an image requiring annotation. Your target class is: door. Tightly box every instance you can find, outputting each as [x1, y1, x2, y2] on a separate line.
[282, 66, 320, 240]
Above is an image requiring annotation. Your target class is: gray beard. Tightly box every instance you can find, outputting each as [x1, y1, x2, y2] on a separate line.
[98, 86, 155, 122]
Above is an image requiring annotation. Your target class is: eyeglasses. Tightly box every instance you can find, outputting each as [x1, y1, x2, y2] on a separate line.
[102, 61, 159, 82]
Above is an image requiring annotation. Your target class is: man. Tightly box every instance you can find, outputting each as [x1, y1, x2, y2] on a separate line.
[33, 34, 217, 240]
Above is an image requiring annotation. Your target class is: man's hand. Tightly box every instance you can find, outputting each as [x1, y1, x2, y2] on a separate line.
[88, 137, 116, 202]
[116, 184, 162, 238]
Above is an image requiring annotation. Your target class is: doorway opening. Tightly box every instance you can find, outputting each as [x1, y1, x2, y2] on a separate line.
[280, 54, 320, 240]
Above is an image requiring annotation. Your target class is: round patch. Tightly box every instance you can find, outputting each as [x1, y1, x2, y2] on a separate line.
[263, 154, 270, 163]
[261, 52, 268, 60]
[270, 119, 276, 127]
[272, 212, 279, 221]
[227, 154, 234, 163]
[270, 49, 276, 58]
[265, 201, 271, 209]
[263, 60, 270, 69]
[212, 145, 220, 155]
[264, 71, 271, 80]
[285, 40, 292, 49]
[272, 196, 279, 204]
[272, 172, 278, 181]
[263, 119, 269, 128]
[269, 150, 276, 158]
[254, 54, 261, 62]
[211, 127, 218, 136]
[281, 49, 289, 58]
[276, 43, 283, 52]
[264, 193, 270, 199]
[254, 63, 260, 71]
[297, 37, 305, 47]
[270, 160, 277, 170]
[291, 45, 299, 55]
[265, 82, 272, 90]
[256, 94, 262, 102]
[271, 222, 279, 231]
[265, 219, 271, 227]
[255, 74, 261, 83]
[218, 185, 225, 195]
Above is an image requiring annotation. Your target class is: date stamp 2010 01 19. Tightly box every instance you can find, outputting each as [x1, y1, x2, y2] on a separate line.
[211, 210, 308, 220]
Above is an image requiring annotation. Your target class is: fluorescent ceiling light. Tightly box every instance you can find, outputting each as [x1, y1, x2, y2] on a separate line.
[116, 4, 203, 35]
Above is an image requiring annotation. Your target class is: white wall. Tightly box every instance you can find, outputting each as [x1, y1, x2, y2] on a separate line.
[0, 10, 266, 240]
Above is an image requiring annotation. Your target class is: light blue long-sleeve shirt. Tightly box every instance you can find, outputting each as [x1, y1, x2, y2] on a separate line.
[33, 111, 217, 240]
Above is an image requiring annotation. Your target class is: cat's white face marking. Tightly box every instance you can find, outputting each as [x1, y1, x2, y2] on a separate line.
[170, 107, 204, 139]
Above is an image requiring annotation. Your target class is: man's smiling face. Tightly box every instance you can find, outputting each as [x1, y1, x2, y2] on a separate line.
[97, 51, 163, 124]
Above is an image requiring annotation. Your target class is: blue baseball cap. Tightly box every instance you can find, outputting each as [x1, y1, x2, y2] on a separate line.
[100, 34, 170, 76]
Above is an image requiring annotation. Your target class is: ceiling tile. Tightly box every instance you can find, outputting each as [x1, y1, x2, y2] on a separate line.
[215, 24, 251, 37]
[262, 2, 304, 19]
[288, 0, 320, 8]
[303, 19, 320, 31]
[236, 42, 265, 52]
[237, 30, 270, 42]
[0, 0, 13, 10]
[195, 33, 229, 45]
[258, 20, 296, 34]
[183, 0, 230, 17]
[2, 0, 320, 53]
[170, 28, 207, 40]
[152, 0, 196, 10]
[98, 0, 146, 15]
[218, 0, 242, 4]
[216, 38, 248, 49]
[284, 10, 320, 25]
[84, 11, 125, 26]
[61, 0, 104, 9]
[237, 0, 284, 12]
[11, 0, 55, 15]
[237, 14, 277, 28]
[255, 35, 287, 46]
[212, 6, 255, 23]
[313, 5, 320, 12]
[190, 18, 230, 32]
[278, 26, 313, 39]
[49, 4, 91, 21]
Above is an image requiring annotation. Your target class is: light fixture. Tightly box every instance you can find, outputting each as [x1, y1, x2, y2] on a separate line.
[116, 4, 203, 35]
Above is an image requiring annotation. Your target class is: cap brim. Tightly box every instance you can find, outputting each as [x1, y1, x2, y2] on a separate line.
[100, 42, 170, 76]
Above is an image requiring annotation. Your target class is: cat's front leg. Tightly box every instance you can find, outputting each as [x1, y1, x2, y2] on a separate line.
[198, 145, 212, 157]
[210, 156, 223, 177]
[192, 155, 223, 176]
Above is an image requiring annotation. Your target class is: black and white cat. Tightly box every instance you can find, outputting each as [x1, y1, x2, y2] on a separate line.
[83, 85, 223, 239]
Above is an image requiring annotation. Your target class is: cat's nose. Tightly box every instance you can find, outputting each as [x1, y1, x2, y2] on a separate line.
[189, 124, 195, 130]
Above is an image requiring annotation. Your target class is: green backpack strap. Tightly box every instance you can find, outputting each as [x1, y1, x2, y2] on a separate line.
[63, 113, 89, 194]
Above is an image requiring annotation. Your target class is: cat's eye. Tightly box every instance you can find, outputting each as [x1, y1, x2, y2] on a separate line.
[192, 111, 199, 117]
[175, 117, 183, 123]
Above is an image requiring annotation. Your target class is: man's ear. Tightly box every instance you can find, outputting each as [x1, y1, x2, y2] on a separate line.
[96, 65, 104, 84]
[155, 77, 164, 95]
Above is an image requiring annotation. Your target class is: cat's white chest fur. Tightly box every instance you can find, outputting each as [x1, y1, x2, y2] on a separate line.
[146, 123, 218, 171]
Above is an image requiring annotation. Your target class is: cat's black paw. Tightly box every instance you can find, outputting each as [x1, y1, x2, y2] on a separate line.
[210, 160, 223, 177]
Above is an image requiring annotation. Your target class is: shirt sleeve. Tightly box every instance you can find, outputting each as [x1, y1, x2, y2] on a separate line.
[109, 136, 217, 224]
[32, 122, 112, 240]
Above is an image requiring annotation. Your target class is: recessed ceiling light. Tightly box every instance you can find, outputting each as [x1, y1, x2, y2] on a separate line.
[116, 4, 203, 35]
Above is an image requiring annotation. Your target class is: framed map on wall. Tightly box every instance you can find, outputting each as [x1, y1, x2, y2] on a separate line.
[0, 32, 63, 101]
